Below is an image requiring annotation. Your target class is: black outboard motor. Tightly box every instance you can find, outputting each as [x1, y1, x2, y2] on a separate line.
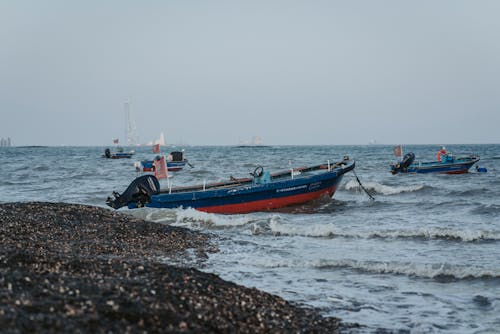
[104, 148, 111, 158]
[170, 151, 183, 162]
[106, 175, 160, 209]
[392, 152, 415, 174]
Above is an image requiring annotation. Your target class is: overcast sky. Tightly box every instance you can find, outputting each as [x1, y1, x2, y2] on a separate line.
[1, 1, 499, 146]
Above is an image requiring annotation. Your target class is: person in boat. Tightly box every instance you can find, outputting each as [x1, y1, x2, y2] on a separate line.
[437, 146, 447, 162]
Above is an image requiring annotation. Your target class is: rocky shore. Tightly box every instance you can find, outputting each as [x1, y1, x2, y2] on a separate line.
[0, 202, 348, 333]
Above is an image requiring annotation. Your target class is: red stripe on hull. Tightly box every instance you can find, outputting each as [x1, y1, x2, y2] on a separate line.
[445, 169, 469, 174]
[197, 186, 338, 214]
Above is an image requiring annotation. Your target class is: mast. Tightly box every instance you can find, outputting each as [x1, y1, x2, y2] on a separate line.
[124, 99, 139, 146]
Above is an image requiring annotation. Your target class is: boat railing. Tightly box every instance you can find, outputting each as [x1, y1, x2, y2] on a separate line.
[161, 159, 351, 194]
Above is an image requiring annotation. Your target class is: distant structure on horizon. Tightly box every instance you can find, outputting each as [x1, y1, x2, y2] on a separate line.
[0, 137, 11, 147]
[124, 100, 139, 146]
[238, 136, 266, 147]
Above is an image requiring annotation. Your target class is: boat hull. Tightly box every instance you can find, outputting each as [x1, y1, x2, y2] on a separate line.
[146, 171, 346, 214]
[196, 186, 337, 214]
[102, 153, 134, 159]
[111, 153, 133, 159]
[141, 160, 188, 172]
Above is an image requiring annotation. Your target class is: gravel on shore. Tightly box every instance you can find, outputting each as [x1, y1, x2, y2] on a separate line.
[0, 202, 349, 333]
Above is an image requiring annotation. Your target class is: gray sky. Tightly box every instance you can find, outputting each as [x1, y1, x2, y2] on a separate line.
[1, 0, 499, 146]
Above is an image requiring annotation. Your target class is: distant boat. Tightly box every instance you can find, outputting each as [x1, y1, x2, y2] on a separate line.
[107, 157, 355, 214]
[390, 152, 480, 174]
[102, 147, 135, 159]
[140, 151, 191, 172]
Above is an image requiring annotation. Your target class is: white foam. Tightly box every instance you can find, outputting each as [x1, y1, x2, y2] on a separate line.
[364, 227, 500, 242]
[267, 220, 500, 242]
[317, 259, 500, 280]
[172, 208, 256, 229]
[344, 180, 425, 195]
[269, 219, 337, 237]
[244, 257, 500, 280]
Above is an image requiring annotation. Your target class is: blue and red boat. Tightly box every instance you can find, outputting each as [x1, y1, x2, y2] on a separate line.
[107, 157, 355, 214]
[391, 152, 480, 174]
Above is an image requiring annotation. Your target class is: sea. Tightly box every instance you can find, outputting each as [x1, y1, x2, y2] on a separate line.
[1, 144, 499, 333]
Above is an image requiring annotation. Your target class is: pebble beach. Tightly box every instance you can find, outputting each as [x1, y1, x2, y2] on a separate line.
[0, 202, 347, 333]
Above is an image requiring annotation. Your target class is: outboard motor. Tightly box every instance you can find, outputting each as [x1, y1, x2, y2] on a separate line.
[170, 151, 183, 162]
[104, 148, 111, 158]
[106, 175, 160, 209]
[391, 152, 415, 174]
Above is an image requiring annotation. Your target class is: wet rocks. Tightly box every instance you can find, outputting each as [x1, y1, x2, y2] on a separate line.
[0, 202, 342, 333]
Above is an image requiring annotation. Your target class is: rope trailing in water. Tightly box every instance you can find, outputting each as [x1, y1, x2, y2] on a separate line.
[352, 170, 375, 201]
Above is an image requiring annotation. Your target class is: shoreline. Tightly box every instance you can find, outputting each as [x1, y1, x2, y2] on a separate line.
[0, 202, 351, 333]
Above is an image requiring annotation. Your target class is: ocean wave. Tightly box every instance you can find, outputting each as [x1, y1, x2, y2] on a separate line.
[0, 180, 32, 186]
[188, 169, 213, 177]
[449, 188, 491, 197]
[252, 258, 500, 281]
[33, 165, 50, 172]
[126, 207, 284, 232]
[268, 222, 500, 242]
[354, 227, 500, 242]
[470, 204, 500, 216]
[269, 220, 338, 237]
[344, 180, 428, 195]
[173, 208, 261, 229]
[313, 259, 500, 281]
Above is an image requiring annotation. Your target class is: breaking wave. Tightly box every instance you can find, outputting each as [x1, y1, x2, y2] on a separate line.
[250, 258, 500, 281]
[313, 259, 500, 281]
[344, 180, 428, 195]
[268, 221, 500, 242]
[127, 207, 287, 233]
[173, 208, 258, 229]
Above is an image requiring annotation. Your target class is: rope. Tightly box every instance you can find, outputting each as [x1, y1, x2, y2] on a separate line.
[352, 170, 375, 201]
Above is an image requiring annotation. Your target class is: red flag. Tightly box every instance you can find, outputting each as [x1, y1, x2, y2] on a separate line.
[154, 156, 168, 180]
[152, 143, 160, 154]
[393, 145, 402, 157]
[113, 138, 119, 144]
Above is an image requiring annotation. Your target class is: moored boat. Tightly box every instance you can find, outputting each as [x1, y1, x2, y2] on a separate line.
[107, 156, 355, 214]
[102, 147, 135, 159]
[390, 152, 479, 174]
[141, 151, 190, 172]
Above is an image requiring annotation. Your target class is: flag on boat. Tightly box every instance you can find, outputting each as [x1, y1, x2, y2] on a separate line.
[113, 138, 119, 144]
[393, 145, 402, 157]
[154, 156, 168, 180]
[152, 143, 160, 154]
